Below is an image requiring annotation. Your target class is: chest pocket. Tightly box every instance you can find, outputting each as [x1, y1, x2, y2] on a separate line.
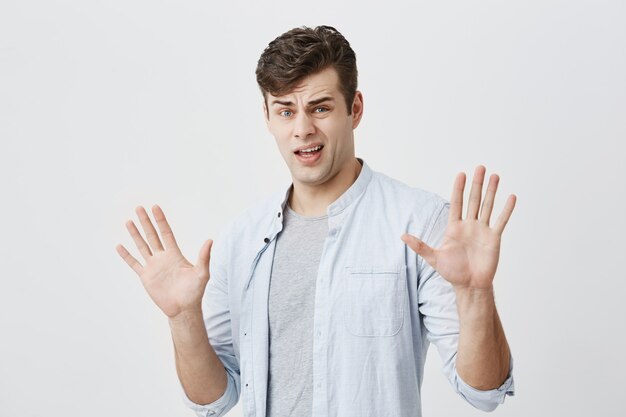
[343, 264, 407, 337]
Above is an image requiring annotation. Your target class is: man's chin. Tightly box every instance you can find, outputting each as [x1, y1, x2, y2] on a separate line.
[291, 170, 328, 187]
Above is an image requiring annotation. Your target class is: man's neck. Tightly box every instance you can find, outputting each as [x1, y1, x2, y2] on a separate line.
[288, 158, 363, 217]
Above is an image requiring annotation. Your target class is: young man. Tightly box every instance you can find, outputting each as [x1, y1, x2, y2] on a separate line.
[117, 25, 516, 417]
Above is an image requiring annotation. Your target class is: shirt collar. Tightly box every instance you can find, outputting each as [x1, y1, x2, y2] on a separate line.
[275, 157, 373, 218]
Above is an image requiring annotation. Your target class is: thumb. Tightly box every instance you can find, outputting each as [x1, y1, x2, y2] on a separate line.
[401, 233, 437, 268]
[196, 239, 213, 273]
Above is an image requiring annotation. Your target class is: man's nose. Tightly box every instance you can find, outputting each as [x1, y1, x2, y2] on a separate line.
[293, 111, 316, 139]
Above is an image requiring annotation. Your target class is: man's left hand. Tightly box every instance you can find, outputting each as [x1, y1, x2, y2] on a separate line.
[401, 165, 516, 290]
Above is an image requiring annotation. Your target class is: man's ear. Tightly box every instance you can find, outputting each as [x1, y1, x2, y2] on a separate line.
[351, 91, 364, 130]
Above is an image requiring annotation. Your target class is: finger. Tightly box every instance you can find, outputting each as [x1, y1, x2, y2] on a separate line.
[466, 165, 486, 220]
[479, 173, 499, 226]
[126, 219, 153, 261]
[196, 239, 213, 272]
[401, 233, 437, 270]
[116, 243, 144, 276]
[449, 172, 466, 222]
[152, 204, 182, 253]
[136, 206, 165, 252]
[494, 194, 517, 235]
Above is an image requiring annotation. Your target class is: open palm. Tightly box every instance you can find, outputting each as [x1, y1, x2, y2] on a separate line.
[116, 205, 213, 318]
[402, 166, 516, 290]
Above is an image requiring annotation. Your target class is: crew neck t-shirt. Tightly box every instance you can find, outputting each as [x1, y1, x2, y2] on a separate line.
[266, 201, 329, 417]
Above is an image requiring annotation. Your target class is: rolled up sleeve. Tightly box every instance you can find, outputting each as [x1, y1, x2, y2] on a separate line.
[178, 366, 240, 417]
[452, 355, 515, 411]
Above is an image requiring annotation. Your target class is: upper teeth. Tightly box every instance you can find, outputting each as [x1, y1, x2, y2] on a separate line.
[300, 145, 322, 153]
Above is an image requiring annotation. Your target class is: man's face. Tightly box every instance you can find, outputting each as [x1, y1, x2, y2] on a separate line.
[263, 66, 363, 189]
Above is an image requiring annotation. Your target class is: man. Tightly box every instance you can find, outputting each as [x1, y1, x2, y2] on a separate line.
[116, 25, 515, 417]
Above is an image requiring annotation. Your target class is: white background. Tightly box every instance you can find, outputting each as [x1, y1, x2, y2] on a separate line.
[1, 1, 625, 416]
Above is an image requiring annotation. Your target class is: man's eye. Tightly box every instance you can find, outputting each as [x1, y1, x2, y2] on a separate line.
[280, 110, 293, 117]
[314, 107, 329, 113]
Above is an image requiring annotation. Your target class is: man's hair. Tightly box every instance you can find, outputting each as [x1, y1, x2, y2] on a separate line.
[256, 25, 358, 116]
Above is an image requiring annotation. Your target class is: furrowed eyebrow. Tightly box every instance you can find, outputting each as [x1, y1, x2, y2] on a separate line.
[270, 96, 335, 107]
[307, 96, 334, 106]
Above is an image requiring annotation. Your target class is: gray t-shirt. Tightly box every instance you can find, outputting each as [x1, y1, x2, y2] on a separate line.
[266, 200, 328, 417]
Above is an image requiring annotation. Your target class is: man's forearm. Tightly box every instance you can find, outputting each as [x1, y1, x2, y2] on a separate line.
[454, 287, 510, 390]
[168, 309, 227, 405]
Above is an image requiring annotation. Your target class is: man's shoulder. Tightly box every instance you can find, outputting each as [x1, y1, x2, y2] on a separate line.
[368, 169, 449, 211]
[366, 169, 450, 241]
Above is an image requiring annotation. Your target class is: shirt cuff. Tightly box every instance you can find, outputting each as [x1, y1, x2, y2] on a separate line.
[178, 370, 238, 417]
[453, 355, 515, 412]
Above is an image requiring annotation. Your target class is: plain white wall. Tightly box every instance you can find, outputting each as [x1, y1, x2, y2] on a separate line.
[1, 0, 625, 416]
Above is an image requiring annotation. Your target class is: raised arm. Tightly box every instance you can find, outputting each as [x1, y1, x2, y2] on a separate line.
[402, 165, 515, 394]
[116, 205, 228, 406]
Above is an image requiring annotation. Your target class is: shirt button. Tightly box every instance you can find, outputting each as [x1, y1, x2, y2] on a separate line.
[277, 212, 281, 217]
[264, 237, 269, 243]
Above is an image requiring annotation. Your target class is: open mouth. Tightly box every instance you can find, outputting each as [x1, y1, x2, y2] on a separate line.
[294, 144, 324, 157]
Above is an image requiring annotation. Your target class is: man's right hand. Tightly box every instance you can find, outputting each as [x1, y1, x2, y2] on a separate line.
[116, 205, 213, 320]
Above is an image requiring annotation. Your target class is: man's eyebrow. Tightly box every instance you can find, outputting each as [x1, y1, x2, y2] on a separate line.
[307, 96, 334, 106]
[270, 96, 335, 107]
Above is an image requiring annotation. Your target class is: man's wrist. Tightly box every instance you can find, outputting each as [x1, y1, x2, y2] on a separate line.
[454, 285, 497, 318]
[168, 308, 204, 329]
[454, 285, 494, 298]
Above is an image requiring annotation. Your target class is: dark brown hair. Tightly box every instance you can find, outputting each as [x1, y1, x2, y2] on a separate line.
[256, 25, 358, 116]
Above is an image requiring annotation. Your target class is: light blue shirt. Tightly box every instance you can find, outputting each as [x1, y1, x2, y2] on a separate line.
[180, 157, 515, 417]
